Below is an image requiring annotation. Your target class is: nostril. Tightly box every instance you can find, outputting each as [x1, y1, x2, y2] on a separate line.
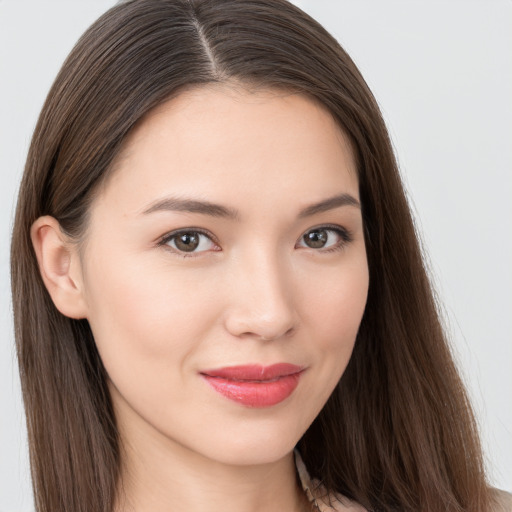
[257, 327, 295, 342]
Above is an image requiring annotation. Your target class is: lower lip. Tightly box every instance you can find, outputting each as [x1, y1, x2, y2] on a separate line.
[201, 372, 303, 408]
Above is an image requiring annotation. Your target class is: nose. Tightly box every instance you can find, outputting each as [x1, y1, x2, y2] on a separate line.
[223, 251, 297, 341]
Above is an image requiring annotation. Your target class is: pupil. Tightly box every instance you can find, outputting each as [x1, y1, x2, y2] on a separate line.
[175, 233, 199, 252]
[305, 230, 327, 248]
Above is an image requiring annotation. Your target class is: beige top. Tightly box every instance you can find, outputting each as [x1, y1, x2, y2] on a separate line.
[294, 450, 512, 512]
[294, 450, 367, 511]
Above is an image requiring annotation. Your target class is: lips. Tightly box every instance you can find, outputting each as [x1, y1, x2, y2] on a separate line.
[200, 363, 304, 408]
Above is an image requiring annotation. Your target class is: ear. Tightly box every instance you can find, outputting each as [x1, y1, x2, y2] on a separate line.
[30, 216, 88, 319]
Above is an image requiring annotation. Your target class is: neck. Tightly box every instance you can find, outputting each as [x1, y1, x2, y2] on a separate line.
[113, 406, 310, 512]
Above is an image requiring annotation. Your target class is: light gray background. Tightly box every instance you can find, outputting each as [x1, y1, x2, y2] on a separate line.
[1, 1, 510, 510]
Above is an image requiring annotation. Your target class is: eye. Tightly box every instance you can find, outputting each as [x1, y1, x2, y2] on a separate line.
[297, 226, 352, 251]
[161, 230, 218, 254]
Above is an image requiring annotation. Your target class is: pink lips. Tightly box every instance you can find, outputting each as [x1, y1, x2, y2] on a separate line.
[200, 363, 304, 408]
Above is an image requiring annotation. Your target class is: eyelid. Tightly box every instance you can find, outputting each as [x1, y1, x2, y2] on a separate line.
[296, 224, 353, 250]
[157, 227, 220, 256]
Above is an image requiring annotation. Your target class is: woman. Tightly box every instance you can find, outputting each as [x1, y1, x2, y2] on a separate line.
[10, 1, 511, 511]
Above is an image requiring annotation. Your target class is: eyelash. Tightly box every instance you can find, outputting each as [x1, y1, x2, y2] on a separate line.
[157, 228, 220, 258]
[157, 224, 353, 258]
[300, 224, 354, 254]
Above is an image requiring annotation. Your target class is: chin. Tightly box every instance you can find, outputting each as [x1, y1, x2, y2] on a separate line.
[192, 417, 305, 467]
[207, 441, 296, 467]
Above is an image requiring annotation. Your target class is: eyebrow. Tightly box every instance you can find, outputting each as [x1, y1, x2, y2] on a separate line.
[297, 193, 360, 218]
[142, 197, 240, 220]
[141, 193, 360, 219]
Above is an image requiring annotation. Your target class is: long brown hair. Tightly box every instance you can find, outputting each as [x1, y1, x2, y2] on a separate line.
[11, 1, 490, 511]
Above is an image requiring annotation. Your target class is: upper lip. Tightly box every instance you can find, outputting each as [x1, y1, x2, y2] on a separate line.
[200, 363, 304, 381]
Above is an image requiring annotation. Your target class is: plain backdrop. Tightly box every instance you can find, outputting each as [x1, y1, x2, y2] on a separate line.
[1, 1, 510, 510]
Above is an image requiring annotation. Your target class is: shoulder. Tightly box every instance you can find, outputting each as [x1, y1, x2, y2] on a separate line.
[490, 488, 512, 512]
[305, 486, 512, 512]
[309, 488, 367, 511]
[294, 450, 367, 511]
[294, 451, 512, 512]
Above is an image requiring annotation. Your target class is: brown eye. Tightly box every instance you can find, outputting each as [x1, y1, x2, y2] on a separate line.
[303, 229, 329, 248]
[298, 226, 351, 251]
[174, 232, 200, 252]
[165, 231, 216, 253]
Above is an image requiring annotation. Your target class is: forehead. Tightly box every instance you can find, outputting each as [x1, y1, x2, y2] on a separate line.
[95, 85, 359, 216]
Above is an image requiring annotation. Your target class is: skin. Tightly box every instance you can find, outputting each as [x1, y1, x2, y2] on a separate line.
[32, 85, 369, 512]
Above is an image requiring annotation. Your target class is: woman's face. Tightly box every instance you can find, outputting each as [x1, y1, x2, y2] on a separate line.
[80, 86, 369, 465]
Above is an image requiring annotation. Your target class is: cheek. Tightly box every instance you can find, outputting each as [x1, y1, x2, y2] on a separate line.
[300, 257, 368, 386]
[304, 258, 368, 344]
[282, 257, 368, 428]
[83, 252, 221, 375]
[82, 253, 225, 432]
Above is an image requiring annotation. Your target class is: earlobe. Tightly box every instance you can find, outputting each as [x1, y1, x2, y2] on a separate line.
[30, 216, 88, 319]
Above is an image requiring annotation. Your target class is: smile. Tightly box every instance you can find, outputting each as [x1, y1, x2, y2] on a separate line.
[200, 363, 305, 408]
